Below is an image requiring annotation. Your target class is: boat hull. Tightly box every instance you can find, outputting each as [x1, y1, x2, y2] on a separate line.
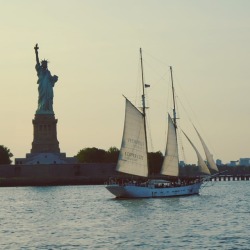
[106, 182, 202, 198]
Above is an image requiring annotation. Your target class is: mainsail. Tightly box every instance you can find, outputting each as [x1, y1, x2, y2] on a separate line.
[116, 98, 148, 177]
[182, 131, 211, 175]
[161, 114, 179, 177]
[193, 126, 219, 172]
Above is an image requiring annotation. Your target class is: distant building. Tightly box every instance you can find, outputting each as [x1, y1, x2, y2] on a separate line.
[216, 159, 223, 166]
[15, 153, 76, 165]
[227, 161, 238, 167]
[239, 158, 250, 166]
[179, 161, 185, 167]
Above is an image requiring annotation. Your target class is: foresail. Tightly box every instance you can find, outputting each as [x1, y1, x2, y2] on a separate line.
[116, 98, 148, 177]
[182, 131, 211, 175]
[194, 126, 219, 172]
[161, 114, 179, 177]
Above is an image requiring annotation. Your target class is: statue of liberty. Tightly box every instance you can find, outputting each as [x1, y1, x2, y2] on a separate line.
[34, 44, 58, 114]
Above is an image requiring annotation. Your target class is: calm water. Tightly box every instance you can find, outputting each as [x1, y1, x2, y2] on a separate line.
[0, 182, 249, 249]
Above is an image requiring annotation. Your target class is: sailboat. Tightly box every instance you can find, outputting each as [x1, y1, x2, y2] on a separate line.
[106, 49, 217, 198]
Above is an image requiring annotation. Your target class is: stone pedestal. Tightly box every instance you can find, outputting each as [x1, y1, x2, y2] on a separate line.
[31, 114, 60, 153]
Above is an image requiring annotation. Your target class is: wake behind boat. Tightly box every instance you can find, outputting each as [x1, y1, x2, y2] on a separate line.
[106, 49, 218, 198]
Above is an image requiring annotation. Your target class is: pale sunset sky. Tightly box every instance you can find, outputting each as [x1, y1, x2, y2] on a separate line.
[0, 1, 250, 164]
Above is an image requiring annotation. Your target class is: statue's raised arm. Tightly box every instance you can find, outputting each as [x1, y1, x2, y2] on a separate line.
[34, 43, 40, 65]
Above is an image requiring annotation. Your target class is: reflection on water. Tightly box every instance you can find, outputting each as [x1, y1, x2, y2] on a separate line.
[0, 182, 249, 249]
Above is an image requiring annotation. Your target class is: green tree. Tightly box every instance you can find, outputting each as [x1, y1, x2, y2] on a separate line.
[76, 147, 106, 163]
[148, 151, 163, 174]
[0, 145, 13, 164]
[106, 147, 119, 163]
[76, 147, 120, 163]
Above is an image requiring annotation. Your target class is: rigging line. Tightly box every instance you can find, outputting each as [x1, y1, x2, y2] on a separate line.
[177, 94, 217, 160]
[142, 49, 171, 68]
[146, 113, 154, 153]
[163, 73, 172, 148]
[173, 74, 218, 159]
[171, 74, 196, 124]
[177, 128, 186, 163]
[144, 78, 154, 152]
[163, 71, 176, 150]
[139, 49, 170, 83]
[141, 56, 171, 92]
[175, 95, 186, 164]
[168, 67, 185, 163]
[141, 60, 169, 108]
[142, 58, 170, 86]
[134, 58, 143, 108]
[141, 50, 208, 145]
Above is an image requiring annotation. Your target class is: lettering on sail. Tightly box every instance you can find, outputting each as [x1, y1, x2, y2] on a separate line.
[127, 138, 145, 148]
[124, 151, 144, 161]
[123, 138, 145, 162]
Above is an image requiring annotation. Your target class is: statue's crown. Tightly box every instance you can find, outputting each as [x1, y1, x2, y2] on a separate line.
[41, 59, 48, 64]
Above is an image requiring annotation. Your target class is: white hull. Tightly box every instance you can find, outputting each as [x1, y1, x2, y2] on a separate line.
[106, 182, 202, 198]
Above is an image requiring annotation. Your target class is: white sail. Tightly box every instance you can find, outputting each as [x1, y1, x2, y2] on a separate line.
[161, 114, 179, 176]
[116, 98, 148, 177]
[194, 126, 219, 172]
[182, 131, 211, 175]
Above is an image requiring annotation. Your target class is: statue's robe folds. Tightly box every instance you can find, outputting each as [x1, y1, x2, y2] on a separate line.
[35, 63, 58, 114]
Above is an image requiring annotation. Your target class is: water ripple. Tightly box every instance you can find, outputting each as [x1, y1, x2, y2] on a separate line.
[0, 182, 249, 249]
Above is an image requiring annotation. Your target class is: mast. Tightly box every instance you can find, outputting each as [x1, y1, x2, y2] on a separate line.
[161, 66, 180, 177]
[170, 66, 177, 129]
[170, 66, 179, 174]
[140, 48, 149, 156]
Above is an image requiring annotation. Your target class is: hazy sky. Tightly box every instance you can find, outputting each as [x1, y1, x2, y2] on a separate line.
[1, 0, 250, 164]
